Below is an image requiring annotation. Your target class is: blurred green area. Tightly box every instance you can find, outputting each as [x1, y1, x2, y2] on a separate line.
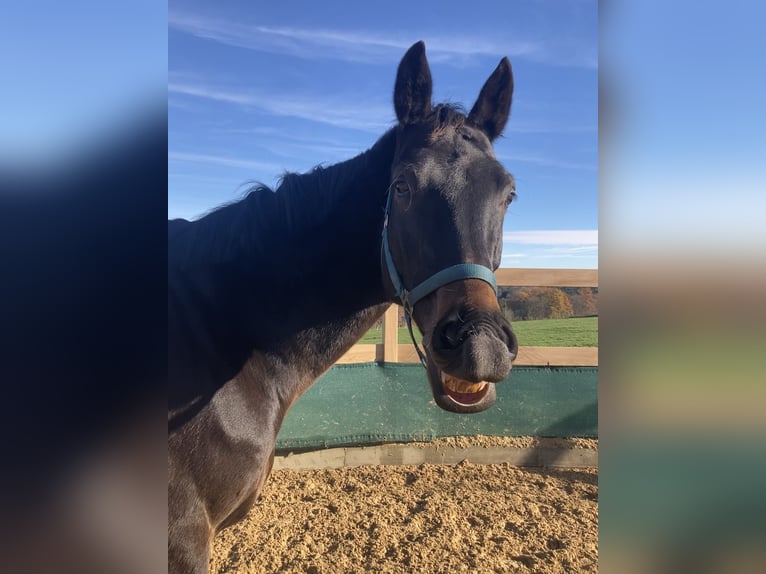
[605, 324, 766, 438]
[598, 258, 766, 573]
[601, 438, 766, 574]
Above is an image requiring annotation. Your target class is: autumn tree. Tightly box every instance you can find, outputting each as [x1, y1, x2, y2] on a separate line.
[543, 288, 574, 318]
[504, 287, 574, 320]
[503, 287, 537, 320]
[570, 287, 598, 316]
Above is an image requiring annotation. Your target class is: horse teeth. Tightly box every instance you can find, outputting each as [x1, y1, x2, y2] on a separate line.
[440, 373, 487, 394]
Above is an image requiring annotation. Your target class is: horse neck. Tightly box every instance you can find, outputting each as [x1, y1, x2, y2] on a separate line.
[242, 129, 398, 406]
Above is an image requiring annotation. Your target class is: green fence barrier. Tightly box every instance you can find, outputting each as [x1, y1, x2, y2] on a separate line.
[276, 363, 597, 450]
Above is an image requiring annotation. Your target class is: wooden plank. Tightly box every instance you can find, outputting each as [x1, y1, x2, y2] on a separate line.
[273, 445, 598, 470]
[381, 305, 399, 362]
[336, 344, 378, 364]
[275, 447, 347, 470]
[495, 268, 598, 287]
[396, 344, 597, 366]
[396, 345, 422, 364]
[338, 345, 597, 366]
[514, 346, 598, 366]
[338, 344, 597, 366]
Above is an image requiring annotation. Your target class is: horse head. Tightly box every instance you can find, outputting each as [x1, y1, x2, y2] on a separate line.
[383, 41, 518, 413]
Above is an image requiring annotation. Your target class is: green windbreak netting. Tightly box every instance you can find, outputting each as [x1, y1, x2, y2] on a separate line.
[276, 363, 597, 450]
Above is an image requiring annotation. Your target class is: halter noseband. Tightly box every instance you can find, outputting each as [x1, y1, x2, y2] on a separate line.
[381, 188, 498, 366]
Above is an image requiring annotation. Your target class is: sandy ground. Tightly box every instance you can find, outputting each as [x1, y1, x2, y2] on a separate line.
[211, 440, 597, 573]
[413, 436, 598, 450]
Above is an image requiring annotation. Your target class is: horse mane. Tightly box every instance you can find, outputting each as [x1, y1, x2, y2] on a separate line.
[170, 129, 397, 268]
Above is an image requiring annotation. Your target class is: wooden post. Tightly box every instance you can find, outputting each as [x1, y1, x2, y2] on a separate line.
[382, 305, 399, 363]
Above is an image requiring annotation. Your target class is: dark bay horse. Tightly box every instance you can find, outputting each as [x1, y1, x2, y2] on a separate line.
[169, 41, 518, 573]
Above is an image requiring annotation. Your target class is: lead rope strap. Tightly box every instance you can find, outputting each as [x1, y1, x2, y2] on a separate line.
[403, 306, 428, 367]
[383, 188, 426, 366]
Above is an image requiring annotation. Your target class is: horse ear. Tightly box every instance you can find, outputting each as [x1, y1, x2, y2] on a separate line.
[394, 41, 432, 125]
[468, 57, 514, 141]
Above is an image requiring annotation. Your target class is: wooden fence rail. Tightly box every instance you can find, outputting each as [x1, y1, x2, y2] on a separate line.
[337, 268, 598, 367]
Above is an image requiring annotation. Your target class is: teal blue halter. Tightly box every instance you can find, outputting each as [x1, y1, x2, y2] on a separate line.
[381, 188, 498, 366]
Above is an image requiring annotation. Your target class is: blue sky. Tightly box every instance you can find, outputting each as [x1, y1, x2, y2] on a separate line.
[168, 0, 598, 269]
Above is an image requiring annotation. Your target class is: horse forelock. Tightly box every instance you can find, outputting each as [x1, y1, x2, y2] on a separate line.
[428, 103, 466, 138]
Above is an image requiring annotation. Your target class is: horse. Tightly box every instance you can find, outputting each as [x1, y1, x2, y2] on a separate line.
[168, 41, 518, 573]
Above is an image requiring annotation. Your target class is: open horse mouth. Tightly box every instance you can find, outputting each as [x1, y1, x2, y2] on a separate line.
[425, 355, 499, 414]
[419, 305, 517, 414]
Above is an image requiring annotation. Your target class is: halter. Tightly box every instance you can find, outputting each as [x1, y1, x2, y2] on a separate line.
[381, 188, 498, 366]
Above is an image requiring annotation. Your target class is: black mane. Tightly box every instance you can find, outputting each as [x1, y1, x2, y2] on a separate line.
[169, 129, 397, 270]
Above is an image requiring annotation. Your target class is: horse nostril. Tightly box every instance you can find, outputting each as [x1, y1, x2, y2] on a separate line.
[436, 312, 516, 355]
[439, 320, 463, 350]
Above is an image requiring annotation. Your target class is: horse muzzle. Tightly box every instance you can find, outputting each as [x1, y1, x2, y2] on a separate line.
[420, 281, 518, 413]
[435, 307, 516, 373]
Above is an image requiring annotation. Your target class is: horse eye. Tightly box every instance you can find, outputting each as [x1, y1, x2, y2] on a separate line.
[394, 181, 410, 195]
[504, 191, 516, 207]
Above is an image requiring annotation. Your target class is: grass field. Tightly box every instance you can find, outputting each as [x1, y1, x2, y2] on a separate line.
[358, 316, 598, 347]
[513, 316, 598, 347]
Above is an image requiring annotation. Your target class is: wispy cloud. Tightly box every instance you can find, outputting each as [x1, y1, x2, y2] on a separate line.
[168, 83, 255, 105]
[506, 123, 598, 135]
[537, 246, 599, 257]
[501, 230, 598, 268]
[498, 153, 597, 171]
[168, 151, 283, 172]
[503, 229, 598, 245]
[211, 126, 370, 161]
[168, 82, 393, 132]
[168, 98, 199, 111]
[501, 252, 529, 260]
[168, 12, 595, 69]
[534, 250, 597, 259]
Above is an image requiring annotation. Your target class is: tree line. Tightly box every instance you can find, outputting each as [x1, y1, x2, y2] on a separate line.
[498, 287, 597, 321]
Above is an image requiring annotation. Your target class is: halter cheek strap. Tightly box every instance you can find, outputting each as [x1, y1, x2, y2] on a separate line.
[381, 189, 498, 366]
